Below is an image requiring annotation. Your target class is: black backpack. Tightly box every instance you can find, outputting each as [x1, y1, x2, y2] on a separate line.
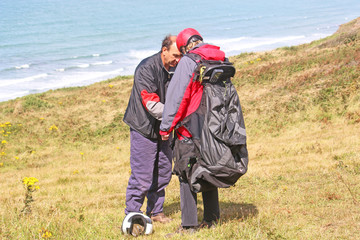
[173, 53, 249, 193]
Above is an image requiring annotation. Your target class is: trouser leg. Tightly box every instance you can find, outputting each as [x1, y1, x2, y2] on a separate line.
[125, 129, 157, 215]
[202, 188, 220, 222]
[179, 179, 198, 227]
[146, 138, 172, 215]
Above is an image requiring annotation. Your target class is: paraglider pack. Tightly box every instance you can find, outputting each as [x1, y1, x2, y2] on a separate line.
[172, 52, 249, 193]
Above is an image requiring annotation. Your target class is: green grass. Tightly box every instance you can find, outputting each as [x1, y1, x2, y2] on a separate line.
[0, 18, 360, 239]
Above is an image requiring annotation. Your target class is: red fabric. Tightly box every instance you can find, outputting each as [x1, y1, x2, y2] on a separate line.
[159, 73, 202, 136]
[176, 126, 192, 140]
[141, 90, 160, 109]
[159, 130, 169, 136]
[189, 44, 225, 61]
[170, 73, 203, 132]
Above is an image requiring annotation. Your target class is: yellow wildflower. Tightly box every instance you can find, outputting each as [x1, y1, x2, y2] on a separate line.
[108, 84, 114, 88]
[49, 125, 58, 131]
[39, 228, 52, 239]
[1, 140, 7, 144]
[42, 231, 52, 239]
[0, 162, 3, 167]
[22, 177, 40, 191]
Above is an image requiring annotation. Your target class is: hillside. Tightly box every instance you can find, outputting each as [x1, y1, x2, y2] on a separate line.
[0, 17, 359, 239]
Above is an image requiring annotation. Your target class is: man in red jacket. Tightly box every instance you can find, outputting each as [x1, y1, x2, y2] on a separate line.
[123, 35, 181, 223]
[160, 28, 224, 232]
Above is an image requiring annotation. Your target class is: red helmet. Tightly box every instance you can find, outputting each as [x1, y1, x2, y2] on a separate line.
[176, 28, 203, 52]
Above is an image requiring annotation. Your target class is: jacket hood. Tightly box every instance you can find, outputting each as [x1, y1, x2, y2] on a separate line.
[189, 44, 225, 61]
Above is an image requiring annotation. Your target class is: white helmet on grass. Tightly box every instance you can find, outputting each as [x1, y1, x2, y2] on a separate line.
[121, 212, 153, 236]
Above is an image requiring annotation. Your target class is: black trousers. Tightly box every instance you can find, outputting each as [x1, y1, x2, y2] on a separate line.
[179, 178, 220, 227]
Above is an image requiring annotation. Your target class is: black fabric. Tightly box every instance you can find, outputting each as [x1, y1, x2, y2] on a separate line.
[123, 52, 173, 139]
[173, 137, 201, 182]
[188, 53, 235, 83]
[173, 54, 249, 192]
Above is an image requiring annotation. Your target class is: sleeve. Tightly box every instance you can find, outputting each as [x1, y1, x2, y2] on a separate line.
[134, 64, 163, 120]
[141, 90, 164, 120]
[159, 57, 197, 135]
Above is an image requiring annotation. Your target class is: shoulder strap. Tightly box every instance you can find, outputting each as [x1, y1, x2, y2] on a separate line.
[185, 53, 204, 82]
[186, 52, 202, 63]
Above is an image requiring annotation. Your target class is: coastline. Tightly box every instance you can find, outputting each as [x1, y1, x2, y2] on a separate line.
[0, 31, 338, 103]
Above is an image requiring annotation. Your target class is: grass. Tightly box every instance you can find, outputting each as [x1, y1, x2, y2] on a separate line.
[0, 18, 360, 239]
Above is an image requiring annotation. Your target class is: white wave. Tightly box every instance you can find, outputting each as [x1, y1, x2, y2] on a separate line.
[0, 73, 48, 87]
[34, 68, 125, 91]
[209, 34, 329, 55]
[77, 64, 90, 68]
[0, 91, 30, 102]
[92, 61, 113, 65]
[71, 54, 101, 60]
[15, 64, 30, 69]
[210, 37, 247, 44]
[128, 49, 157, 61]
[0, 67, 126, 102]
[59, 61, 112, 72]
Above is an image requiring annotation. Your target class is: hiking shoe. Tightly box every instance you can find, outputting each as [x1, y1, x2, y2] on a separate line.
[150, 212, 172, 224]
[165, 225, 197, 238]
[198, 220, 217, 229]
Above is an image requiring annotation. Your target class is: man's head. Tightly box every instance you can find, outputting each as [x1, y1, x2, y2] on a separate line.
[176, 28, 203, 54]
[161, 35, 182, 70]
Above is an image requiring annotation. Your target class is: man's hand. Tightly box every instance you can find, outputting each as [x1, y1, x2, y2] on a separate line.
[161, 134, 169, 141]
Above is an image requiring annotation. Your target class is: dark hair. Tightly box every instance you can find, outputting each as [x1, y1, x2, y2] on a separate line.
[161, 34, 175, 51]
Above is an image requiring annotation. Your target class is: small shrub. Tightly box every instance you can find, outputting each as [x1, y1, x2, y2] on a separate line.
[22, 95, 53, 111]
[21, 177, 40, 215]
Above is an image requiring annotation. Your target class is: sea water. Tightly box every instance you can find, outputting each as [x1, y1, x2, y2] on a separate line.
[1, 0, 359, 102]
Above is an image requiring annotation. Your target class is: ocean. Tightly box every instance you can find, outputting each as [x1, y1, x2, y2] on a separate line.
[1, 0, 360, 102]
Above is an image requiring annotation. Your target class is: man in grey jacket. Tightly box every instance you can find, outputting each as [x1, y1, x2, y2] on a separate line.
[123, 35, 181, 223]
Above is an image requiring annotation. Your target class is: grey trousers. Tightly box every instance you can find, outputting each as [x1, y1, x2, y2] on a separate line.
[179, 179, 220, 227]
